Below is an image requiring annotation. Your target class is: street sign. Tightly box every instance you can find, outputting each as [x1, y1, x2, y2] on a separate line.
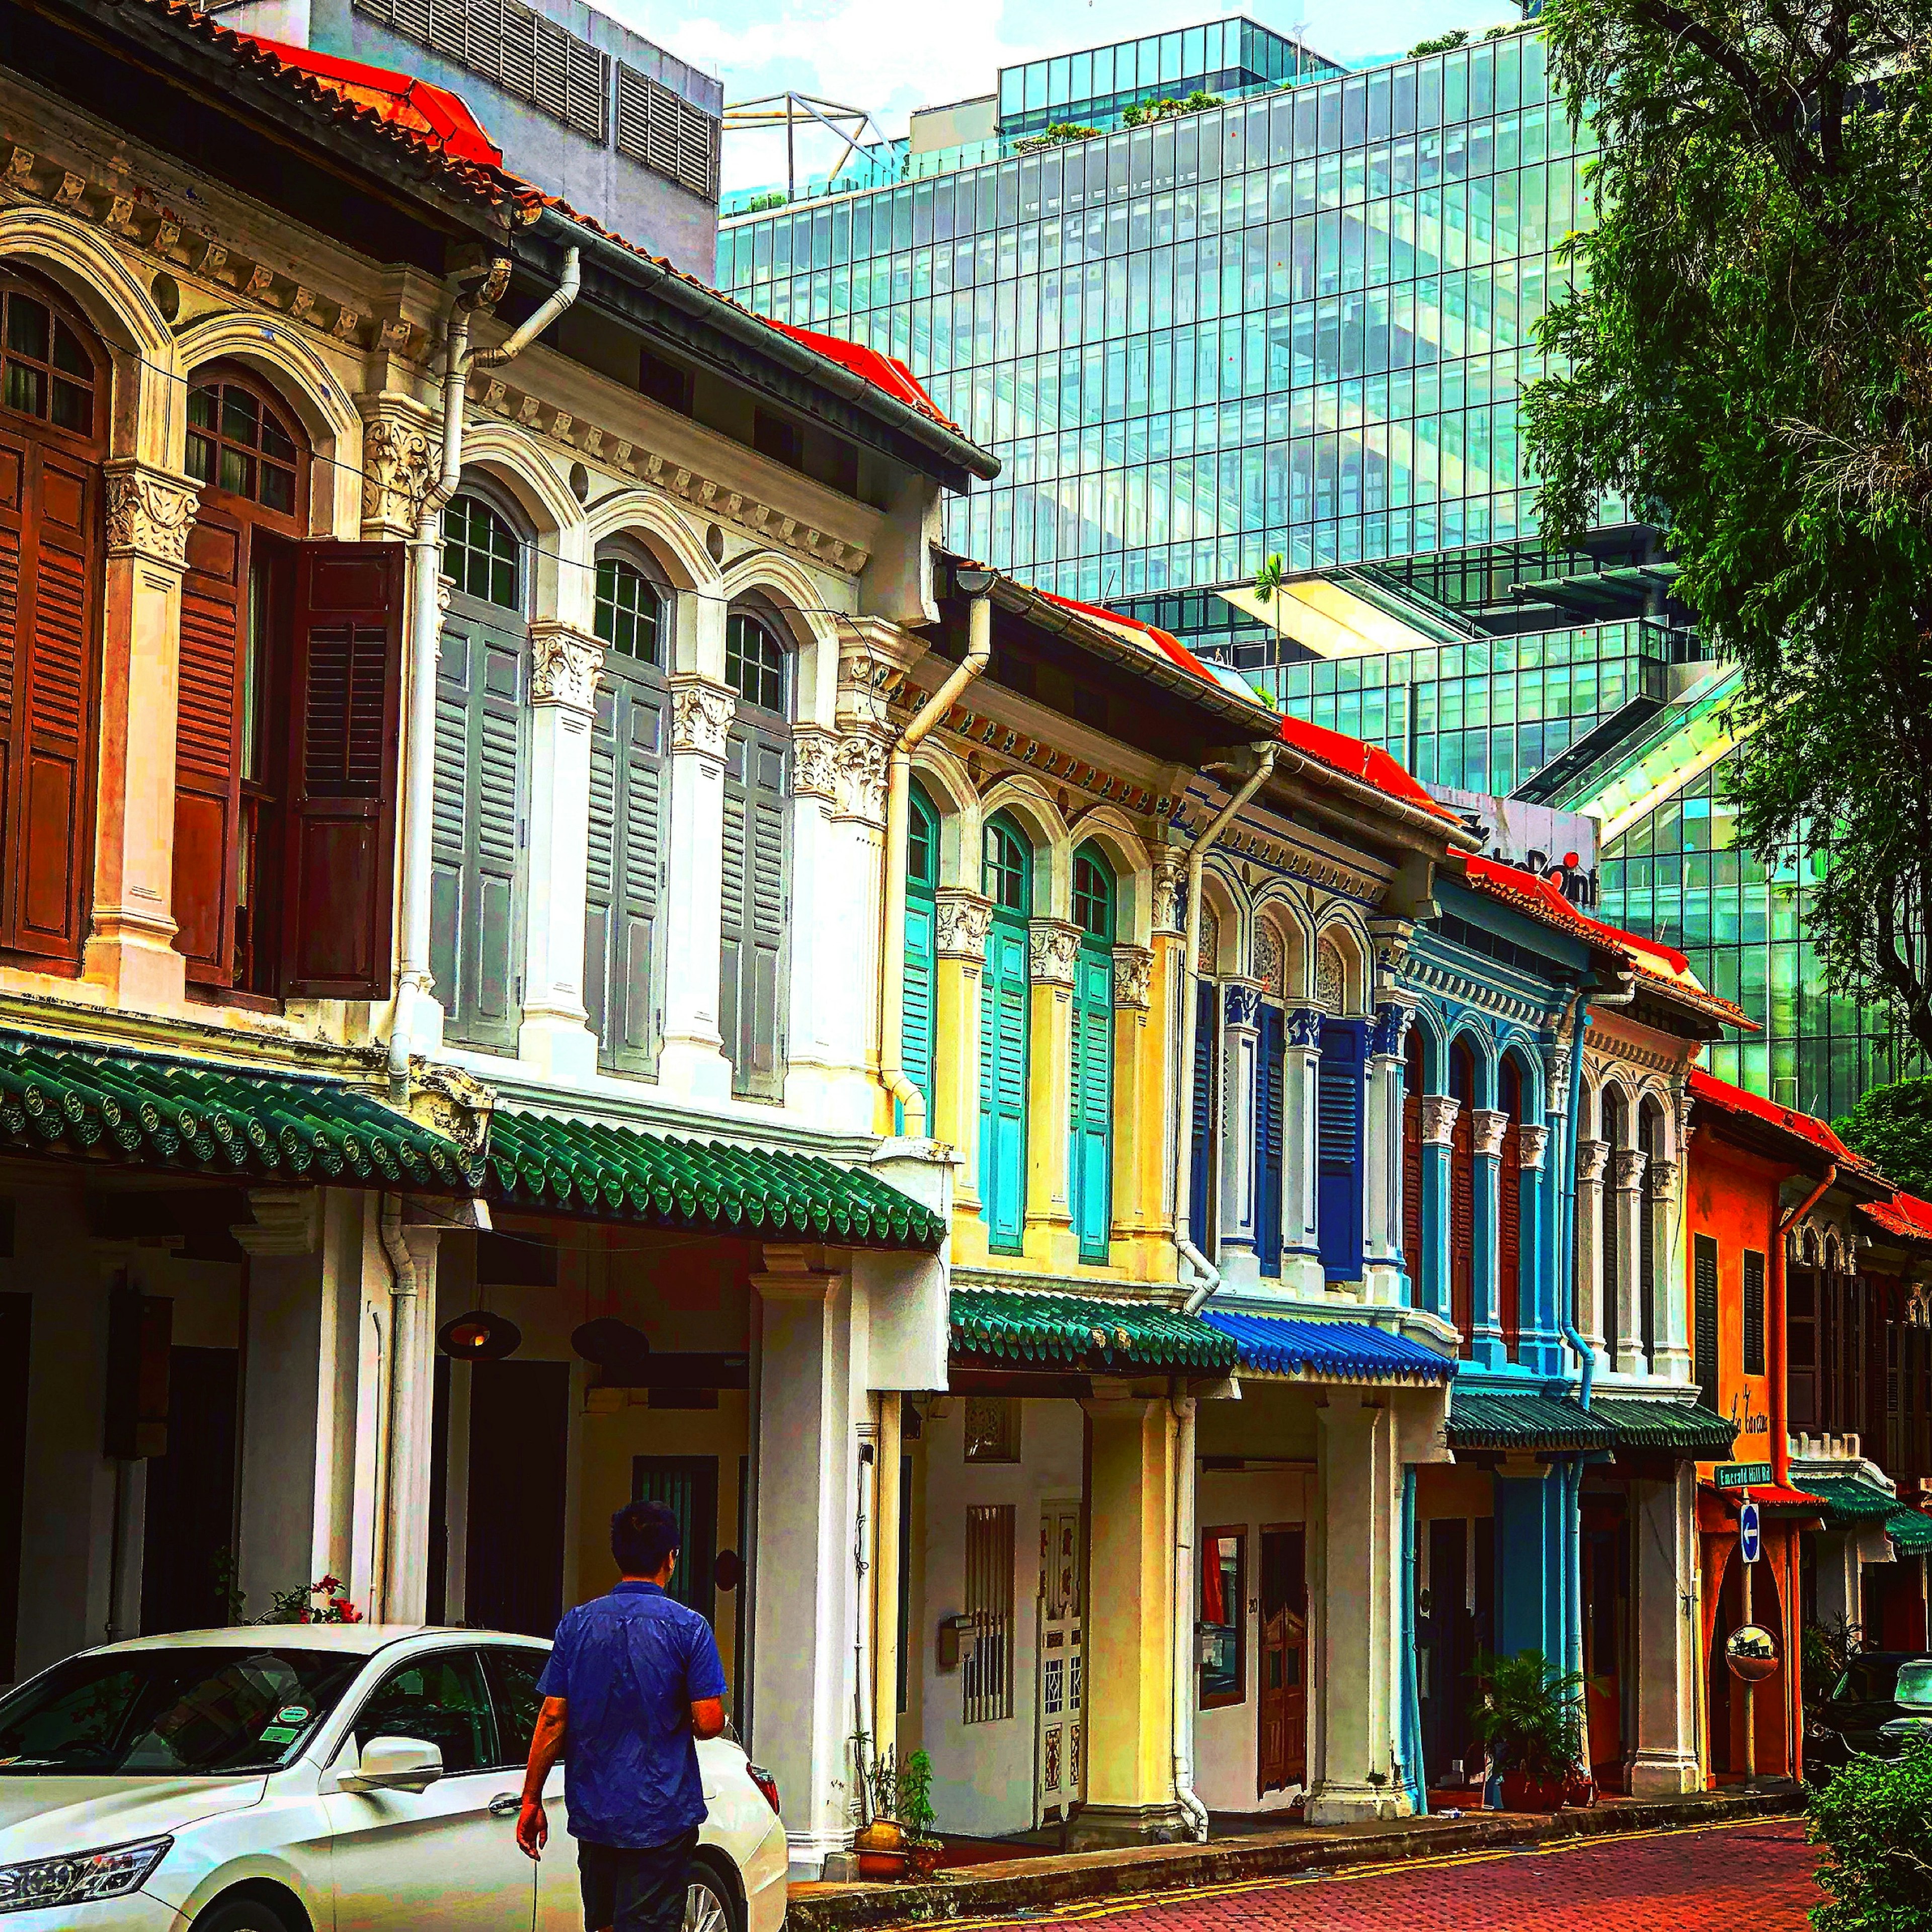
[1740, 1500, 1761, 1565]
[1716, 1462, 1773, 1490]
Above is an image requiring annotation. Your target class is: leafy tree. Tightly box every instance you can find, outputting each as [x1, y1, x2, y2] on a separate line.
[1524, 0, 1932, 1060]
[1833, 1075, 1932, 1195]
[1409, 28, 1470, 56]
[1807, 1735, 1932, 1932]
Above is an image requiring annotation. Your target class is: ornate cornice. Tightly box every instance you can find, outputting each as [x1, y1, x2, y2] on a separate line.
[1112, 943, 1153, 1011]
[670, 677, 735, 759]
[1399, 950, 1556, 1031]
[1471, 1108, 1509, 1160]
[104, 460, 198, 569]
[935, 891, 992, 963]
[1028, 920, 1082, 988]
[1518, 1122, 1550, 1171]
[528, 620, 603, 712]
[1421, 1094, 1461, 1147]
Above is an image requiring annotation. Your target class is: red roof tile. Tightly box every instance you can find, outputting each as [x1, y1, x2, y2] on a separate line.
[240, 35, 503, 166]
[1689, 1069, 1866, 1165]
[765, 321, 947, 423]
[1863, 1191, 1932, 1245]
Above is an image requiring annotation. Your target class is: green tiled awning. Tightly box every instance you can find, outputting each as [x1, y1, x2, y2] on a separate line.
[949, 1287, 1238, 1373]
[1592, 1397, 1737, 1458]
[0, 1032, 477, 1187]
[1446, 1389, 1614, 1453]
[1887, 1506, 1932, 1555]
[482, 1111, 945, 1250]
[1797, 1474, 1901, 1524]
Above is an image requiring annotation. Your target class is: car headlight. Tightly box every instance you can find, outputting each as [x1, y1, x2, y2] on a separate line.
[0, 1837, 171, 1915]
[1805, 1721, 1837, 1742]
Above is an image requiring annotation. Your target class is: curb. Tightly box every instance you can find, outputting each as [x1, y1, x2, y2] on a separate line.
[784, 1786, 1806, 1931]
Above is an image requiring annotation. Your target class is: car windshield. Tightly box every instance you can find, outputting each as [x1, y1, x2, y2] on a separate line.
[1898, 1661, 1932, 1709]
[1832, 1656, 1905, 1705]
[0, 1647, 364, 1777]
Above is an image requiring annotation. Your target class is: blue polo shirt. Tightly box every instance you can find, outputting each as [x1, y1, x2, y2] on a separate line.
[536, 1581, 728, 1849]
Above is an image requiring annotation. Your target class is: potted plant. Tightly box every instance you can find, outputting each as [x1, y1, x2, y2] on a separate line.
[852, 1750, 907, 1880]
[898, 1749, 942, 1879]
[1468, 1651, 1587, 1812]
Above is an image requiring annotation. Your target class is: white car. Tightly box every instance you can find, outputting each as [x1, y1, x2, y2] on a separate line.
[0, 1624, 789, 1932]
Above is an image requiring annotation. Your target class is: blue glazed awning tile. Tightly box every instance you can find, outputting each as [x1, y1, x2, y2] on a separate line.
[1201, 1309, 1454, 1383]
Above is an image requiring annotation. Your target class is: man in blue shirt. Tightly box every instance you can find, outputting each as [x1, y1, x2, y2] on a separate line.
[519, 1500, 729, 1932]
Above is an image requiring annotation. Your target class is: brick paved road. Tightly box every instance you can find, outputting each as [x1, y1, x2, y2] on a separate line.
[946, 1818, 1822, 1931]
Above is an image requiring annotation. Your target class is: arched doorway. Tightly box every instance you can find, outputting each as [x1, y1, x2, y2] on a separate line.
[1708, 1543, 1791, 1780]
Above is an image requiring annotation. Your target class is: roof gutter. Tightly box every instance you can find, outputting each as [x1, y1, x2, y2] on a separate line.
[531, 209, 1002, 485]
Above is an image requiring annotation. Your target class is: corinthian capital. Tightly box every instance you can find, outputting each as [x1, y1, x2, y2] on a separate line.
[104, 460, 199, 569]
[935, 891, 992, 962]
[1613, 1147, 1649, 1191]
[1421, 1094, 1460, 1147]
[671, 677, 735, 759]
[1471, 1108, 1509, 1160]
[1518, 1123, 1550, 1171]
[1028, 920, 1082, 988]
[1112, 943, 1153, 1011]
[833, 733, 890, 824]
[528, 620, 603, 713]
[359, 407, 436, 535]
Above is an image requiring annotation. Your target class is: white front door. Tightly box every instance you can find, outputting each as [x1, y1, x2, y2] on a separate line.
[1033, 1500, 1085, 1825]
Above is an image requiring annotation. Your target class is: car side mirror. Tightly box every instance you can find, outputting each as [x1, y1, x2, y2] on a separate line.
[339, 1735, 445, 1794]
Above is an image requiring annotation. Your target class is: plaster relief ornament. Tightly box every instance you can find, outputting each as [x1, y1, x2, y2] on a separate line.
[1646, 1157, 1679, 1199]
[1421, 1094, 1462, 1147]
[1518, 1123, 1550, 1170]
[934, 894, 992, 962]
[104, 465, 199, 568]
[1471, 1108, 1509, 1160]
[790, 731, 838, 800]
[529, 626, 603, 711]
[1152, 855, 1185, 932]
[1613, 1146, 1650, 1191]
[361, 416, 434, 527]
[1111, 946, 1153, 1010]
[1577, 1138, 1611, 1185]
[1286, 1006, 1325, 1051]
[1372, 1001, 1413, 1059]
[833, 735, 890, 823]
[1315, 937, 1347, 1014]
[671, 682, 734, 758]
[1028, 922, 1082, 987]
[1254, 921, 1284, 997]
[1224, 983, 1261, 1028]
[1198, 903, 1221, 973]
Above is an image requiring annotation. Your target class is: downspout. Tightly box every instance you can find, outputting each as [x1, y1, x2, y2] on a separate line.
[1171, 1389, 1210, 1841]
[1557, 992, 1595, 1409]
[1401, 1463, 1428, 1815]
[879, 578, 992, 1137]
[1773, 1166, 1836, 1488]
[375, 1194, 419, 1625]
[1179, 744, 1280, 1314]
[390, 250, 581, 1083]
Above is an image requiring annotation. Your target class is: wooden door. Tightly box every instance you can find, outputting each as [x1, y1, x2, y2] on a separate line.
[1033, 1500, 1084, 1824]
[1257, 1526, 1307, 1797]
[1582, 1513, 1625, 1786]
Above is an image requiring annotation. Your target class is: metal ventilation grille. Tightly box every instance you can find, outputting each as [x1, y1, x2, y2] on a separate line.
[356, 0, 608, 143]
[615, 63, 720, 200]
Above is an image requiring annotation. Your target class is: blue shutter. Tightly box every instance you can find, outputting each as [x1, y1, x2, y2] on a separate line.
[901, 895, 936, 1132]
[1256, 1004, 1285, 1276]
[978, 919, 1029, 1252]
[1317, 1020, 1365, 1280]
[1069, 947, 1113, 1262]
[1189, 978, 1215, 1244]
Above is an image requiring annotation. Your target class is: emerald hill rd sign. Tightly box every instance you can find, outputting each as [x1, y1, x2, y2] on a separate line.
[1716, 1462, 1774, 1490]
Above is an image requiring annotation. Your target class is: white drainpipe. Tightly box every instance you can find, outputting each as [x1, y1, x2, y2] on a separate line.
[1172, 1388, 1210, 1841]
[390, 250, 581, 1082]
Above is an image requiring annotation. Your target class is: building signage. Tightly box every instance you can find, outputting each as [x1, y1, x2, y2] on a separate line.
[1715, 1462, 1773, 1490]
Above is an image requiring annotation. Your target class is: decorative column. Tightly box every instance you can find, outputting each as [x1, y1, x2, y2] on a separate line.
[1109, 943, 1162, 1276]
[1629, 1464, 1702, 1795]
[933, 891, 991, 1251]
[1218, 980, 1263, 1285]
[1419, 1095, 1460, 1327]
[516, 621, 603, 1078]
[1648, 1156, 1692, 1384]
[1470, 1109, 1508, 1369]
[1575, 1139, 1611, 1372]
[659, 671, 736, 1100]
[1517, 1124, 1560, 1374]
[1363, 1002, 1413, 1308]
[86, 460, 200, 1008]
[1281, 1007, 1325, 1296]
[1151, 853, 1188, 1235]
[1024, 919, 1081, 1269]
[1613, 1146, 1650, 1377]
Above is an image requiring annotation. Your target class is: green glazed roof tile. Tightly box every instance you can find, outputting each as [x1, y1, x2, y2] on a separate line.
[0, 1031, 478, 1189]
[1795, 1474, 1900, 1523]
[947, 1286, 1238, 1373]
[1445, 1389, 1615, 1452]
[1591, 1396, 1738, 1457]
[1886, 1506, 1932, 1555]
[480, 1110, 945, 1250]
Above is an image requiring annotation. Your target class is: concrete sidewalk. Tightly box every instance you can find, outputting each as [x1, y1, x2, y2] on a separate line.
[785, 1786, 1807, 1931]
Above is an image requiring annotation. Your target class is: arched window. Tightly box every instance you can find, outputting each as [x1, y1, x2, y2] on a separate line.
[586, 545, 672, 1074]
[1402, 1028, 1425, 1299]
[1069, 845, 1115, 1262]
[433, 485, 531, 1051]
[1315, 932, 1367, 1283]
[185, 376, 302, 514]
[1601, 1085, 1628, 1365]
[1499, 1057, 1524, 1356]
[901, 782, 939, 1131]
[1450, 1039, 1477, 1352]
[0, 271, 103, 967]
[1188, 897, 1221, 1251]
[721, 607, 790, 1097]
[979, 812, 1032, 1253]
[1254, 919, 1287, 1278]
[1639, 1097, 1664, 1367]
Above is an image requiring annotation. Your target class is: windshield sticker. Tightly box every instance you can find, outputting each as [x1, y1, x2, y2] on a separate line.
[260, 1725, 300, 1744]
[277, 1706, 310, 1726]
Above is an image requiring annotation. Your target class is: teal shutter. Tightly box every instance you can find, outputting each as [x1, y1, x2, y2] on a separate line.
[721, 724, 788, 1098]
[1069, 946, 1113, 1262]
[901, 894, 936, 1131]
[978, 919, 1029, 1252]
[585, 675, 668, 1073]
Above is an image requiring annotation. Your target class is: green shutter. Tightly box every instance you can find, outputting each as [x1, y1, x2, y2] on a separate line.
[721, 723, 788, 1098]
[585, 675, 668, 1074]
[979, 918, 1029, 1252]
[902, 896, 935, 1132]
[1069, 945, 1113, 1262]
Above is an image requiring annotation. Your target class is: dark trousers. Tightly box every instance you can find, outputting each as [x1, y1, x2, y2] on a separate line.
[577, 1828, 699, 1932]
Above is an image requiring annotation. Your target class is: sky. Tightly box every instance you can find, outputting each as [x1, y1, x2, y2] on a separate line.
[601, 0, 1509, 192]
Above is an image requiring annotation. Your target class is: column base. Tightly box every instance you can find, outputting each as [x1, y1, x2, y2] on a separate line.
[82, 919, 186, 1013]
[784, 1829, 855, 1884]
[1649, 1345, 1694, 1385]
[1218, 1245, 1261, 1289]
[1615, 1346, 1649, 1378]
[517, 1010, 599, 1080]
[1305, 1781, 1412, 1824]
[658, 1036, 733, 1102]
[1063, 1802, 1193, 1849]
[1361, 1260, 1405, 1307]
[1279, 1253, 1326, 1298]
[1022, 1218, 1080, 1271]
[1627, 1750, 1702, 1798]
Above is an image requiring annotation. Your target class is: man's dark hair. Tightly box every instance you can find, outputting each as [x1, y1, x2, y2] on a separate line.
[611, 1499, 680, 1577]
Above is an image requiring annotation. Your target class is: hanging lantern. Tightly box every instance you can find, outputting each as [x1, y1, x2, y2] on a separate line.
[572, 1317, 653, 1376]
[438, 1309, 522, 1361]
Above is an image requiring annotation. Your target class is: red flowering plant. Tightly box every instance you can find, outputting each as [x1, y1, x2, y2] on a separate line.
[256, 1576, 365, 1626]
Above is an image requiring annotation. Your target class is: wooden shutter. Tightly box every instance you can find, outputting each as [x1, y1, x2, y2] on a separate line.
[1255, 1005, 1284, 1276]
[1316, 1020, 1365, 1281]
[172, 511, 243, 983]
[720, 723, 788, 1098]
[1402, 1087, 1423, 1292]
[0, 430, 97, 962]
[1069, 946, 1113, 1262]
[1694, 1234, 1720, 1408]
[902, 888, 936, 1129]
[1639, 1165, 1657, 1361]
[1451, 1103, 1474, 1352]
[1188, 979, 1215, 1246]
[432, 606, 525, 1049]
[281, 542, 403, 997]
[585, 674, 667, 1073]
[977, 918, 1028, 1252]
[1788, 1266, 1816, 1427]
[1498, 1119, 1521, 1353]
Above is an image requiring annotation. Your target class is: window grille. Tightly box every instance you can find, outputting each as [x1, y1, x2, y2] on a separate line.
[616, 63, 721, 200]
[963, 1396, 1020, 1463]
[962, 1503, 1014, 1724]
[356, 0, 608, 143]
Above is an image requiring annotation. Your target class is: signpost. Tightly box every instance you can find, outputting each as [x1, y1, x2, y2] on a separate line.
[1715, 1462, 1773, 1490]
[1732, 1500, 1767, 1787]
[1740, 1500, 1761, 1566]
